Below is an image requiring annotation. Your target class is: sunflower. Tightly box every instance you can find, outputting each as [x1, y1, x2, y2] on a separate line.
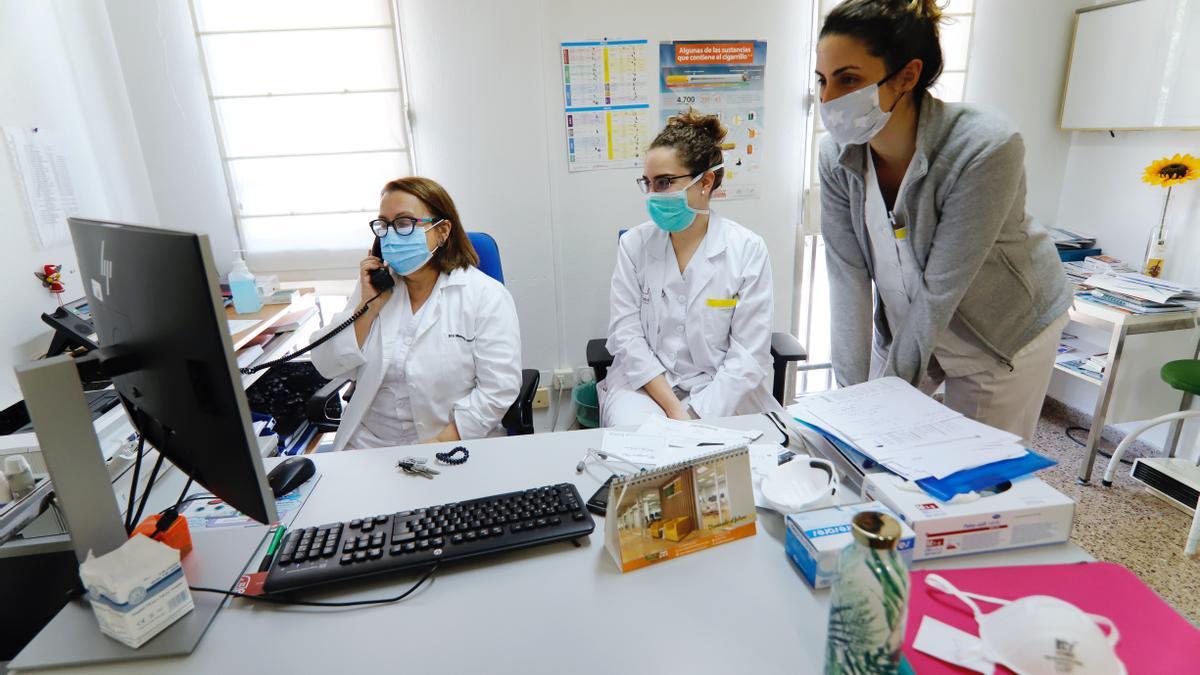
[1142, 153, 1200, 187]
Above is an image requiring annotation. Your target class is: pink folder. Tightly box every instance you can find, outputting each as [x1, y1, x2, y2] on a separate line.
[903, 562, 1199, 674]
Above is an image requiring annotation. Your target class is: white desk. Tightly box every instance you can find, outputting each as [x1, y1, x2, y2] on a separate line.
[19, 414, 1091, 675]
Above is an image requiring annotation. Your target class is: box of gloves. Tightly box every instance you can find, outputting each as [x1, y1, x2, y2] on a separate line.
[784, 501, 915, 589]
[80, 534, 194, 648]
[862, 473, 1074, 561]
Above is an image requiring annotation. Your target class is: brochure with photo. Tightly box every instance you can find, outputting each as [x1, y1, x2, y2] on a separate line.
[604, 445, 756, 572]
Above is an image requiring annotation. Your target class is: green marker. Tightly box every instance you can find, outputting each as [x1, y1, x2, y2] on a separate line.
[258, 525, 287, 572]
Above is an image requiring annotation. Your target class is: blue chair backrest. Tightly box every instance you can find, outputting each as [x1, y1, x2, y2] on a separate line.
[467, 231, 504, 285]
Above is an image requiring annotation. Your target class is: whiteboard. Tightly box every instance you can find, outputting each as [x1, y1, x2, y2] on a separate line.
[1061, 0, 1200, 130]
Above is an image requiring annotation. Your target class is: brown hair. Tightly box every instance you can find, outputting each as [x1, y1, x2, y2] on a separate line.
[821, 0, 945, 99]
[380, 176, 479, 272]
[649, 109, 727, 190]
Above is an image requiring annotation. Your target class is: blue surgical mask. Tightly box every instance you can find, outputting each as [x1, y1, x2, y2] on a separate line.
[380, 222, 441, 276]
[645, 163, 724, 233]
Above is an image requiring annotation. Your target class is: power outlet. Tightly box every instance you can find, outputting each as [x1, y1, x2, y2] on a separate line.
[553, 368, 576, 389]
[532, 386, 550, 409]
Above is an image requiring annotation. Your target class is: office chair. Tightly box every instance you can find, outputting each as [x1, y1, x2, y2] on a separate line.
[586, 229, 808, 408]
[305, 232, 540, 437]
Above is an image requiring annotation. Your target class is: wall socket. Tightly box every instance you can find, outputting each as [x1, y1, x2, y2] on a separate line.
[532, 386, 550, 409]
[553, 368, 575, 388]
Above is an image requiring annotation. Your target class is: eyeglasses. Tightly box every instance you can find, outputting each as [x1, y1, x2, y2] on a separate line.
[368, 216, 442, 237]
[636, 174, 696, 194]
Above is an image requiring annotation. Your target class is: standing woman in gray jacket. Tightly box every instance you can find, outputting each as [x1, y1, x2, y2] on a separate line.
[815, 0, 1071, 446]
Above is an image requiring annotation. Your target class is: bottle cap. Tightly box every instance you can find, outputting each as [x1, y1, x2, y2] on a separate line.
[851, 511, 902, 550]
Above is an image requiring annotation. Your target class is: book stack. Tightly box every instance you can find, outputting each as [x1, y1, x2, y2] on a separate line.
[1062, 254, 1134, 288]
[1083, 255, 1135, 274]
[1049, 227, 1100, 262]
[1049, 227, 1097, 249]
[1078, 273, 1200, 315]
[1057, 353, 1107, 382]
[261, 305, 319, 335]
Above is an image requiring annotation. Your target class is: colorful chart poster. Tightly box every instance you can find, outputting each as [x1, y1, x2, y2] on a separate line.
[561, 39, 652, 172]
[659, 41, 767, 200]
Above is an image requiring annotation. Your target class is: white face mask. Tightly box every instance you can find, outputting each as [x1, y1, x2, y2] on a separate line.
[925, 574, 1127, 675]
[818, 75, 901, 146]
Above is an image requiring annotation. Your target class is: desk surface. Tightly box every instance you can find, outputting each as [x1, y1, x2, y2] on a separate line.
[23, 415, 1091, 675]
[227, 288, 316, 351]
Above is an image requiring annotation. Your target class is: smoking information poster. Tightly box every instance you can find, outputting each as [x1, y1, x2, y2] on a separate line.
[659, 41, 767, 200]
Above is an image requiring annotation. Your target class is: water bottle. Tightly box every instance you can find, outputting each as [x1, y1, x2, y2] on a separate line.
[825, 511, 911, 674]
[229, 253, 262, 314]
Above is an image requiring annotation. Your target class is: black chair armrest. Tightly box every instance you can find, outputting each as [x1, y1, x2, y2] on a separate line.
[770, 332, 808, 363]
[586, 338, 614, 382]
[769, 332, 808, 405]
[305, 377, 352, 433]
[502, 369, 540, 436]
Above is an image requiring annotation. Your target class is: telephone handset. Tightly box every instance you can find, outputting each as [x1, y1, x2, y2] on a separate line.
[239, 237, 393, 375]
[368, 238, 396, 294]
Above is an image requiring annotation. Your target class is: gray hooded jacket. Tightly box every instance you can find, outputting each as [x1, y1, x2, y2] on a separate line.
[818, 95, 1071, 386]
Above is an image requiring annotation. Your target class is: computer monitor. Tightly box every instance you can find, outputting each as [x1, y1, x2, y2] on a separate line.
[68, 217, 277, 525]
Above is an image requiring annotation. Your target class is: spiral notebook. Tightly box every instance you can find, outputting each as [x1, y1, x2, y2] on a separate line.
[604, 444, 757, 572]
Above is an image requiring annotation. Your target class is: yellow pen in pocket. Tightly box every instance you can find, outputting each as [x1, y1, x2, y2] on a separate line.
[706, 298, 737, 308]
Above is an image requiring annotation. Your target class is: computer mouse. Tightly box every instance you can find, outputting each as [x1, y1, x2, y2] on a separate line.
[267, 456, 315, 498]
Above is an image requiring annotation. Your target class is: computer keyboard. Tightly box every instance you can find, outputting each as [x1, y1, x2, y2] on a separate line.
[263, 482, 596, 594]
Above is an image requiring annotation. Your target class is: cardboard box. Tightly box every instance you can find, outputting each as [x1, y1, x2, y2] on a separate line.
[784, 501, 915, 589]
[80, 535, 194, 648]
[862, 474, 1074, 561]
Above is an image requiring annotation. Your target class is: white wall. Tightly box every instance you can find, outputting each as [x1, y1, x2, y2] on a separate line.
[103, 0, 241, 276]
[0, 0, 158, 406]
[964, 0, 1081, 226]
[399, 0, 812, 375]
[966, 0, 1200, 458]
[1051, 2, 1200, 458]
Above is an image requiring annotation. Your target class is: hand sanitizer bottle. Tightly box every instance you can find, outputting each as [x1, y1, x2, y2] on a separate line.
[229, 253, 262, 314]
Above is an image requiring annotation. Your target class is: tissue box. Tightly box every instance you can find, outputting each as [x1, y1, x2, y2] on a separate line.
[80, 535, 194, 649]
[862, 473, 1074, 561]
[784, 501, 915, 589]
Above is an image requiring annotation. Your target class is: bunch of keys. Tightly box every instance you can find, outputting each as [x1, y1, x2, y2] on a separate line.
[397, 456, 439, 479]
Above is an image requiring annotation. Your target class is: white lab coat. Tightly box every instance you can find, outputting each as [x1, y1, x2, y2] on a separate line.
[599, 215, 778, 423]
[310, 266, 522, 451]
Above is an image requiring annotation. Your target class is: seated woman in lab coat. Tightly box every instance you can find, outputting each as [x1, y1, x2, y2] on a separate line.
[310, 177, 522, 451]
[599, 111, 779, 427]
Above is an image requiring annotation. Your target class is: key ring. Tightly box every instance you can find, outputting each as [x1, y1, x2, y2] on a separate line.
[435, 445, 469, 466]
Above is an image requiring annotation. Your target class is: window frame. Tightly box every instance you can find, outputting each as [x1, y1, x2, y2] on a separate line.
[186, 0, 418, 257]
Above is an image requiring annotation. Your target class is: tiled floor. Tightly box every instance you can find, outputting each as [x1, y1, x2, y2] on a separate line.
[1033, 406, 1200, 625]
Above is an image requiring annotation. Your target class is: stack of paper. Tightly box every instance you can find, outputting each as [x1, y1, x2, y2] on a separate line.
[1082, 273, 1200, 314]
[789, 377, 1027, 481]
[596, 418, 762, 469]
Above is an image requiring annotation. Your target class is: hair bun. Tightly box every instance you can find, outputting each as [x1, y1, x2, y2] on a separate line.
[668, 109, 728, 145]
[909, 0, 943, 23]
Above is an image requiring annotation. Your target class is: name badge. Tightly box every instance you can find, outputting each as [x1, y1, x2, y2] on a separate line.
[706, 298, 737, 308]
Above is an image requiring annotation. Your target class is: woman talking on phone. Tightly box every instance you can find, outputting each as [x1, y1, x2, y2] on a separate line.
[310, 177, 522, 451]
[816, 0, 1070, 445]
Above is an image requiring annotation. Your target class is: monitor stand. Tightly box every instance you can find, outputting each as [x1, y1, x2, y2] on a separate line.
[10, 356, 268, 671]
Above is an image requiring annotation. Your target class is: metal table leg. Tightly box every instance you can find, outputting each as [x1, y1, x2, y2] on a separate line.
[1163, 392, 1194, 458]
[1078, 323, 1129, 484]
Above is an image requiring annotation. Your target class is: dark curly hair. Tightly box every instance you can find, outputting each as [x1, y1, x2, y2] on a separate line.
[649, 109, 727, 190]
[821, 0, 945, 99]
